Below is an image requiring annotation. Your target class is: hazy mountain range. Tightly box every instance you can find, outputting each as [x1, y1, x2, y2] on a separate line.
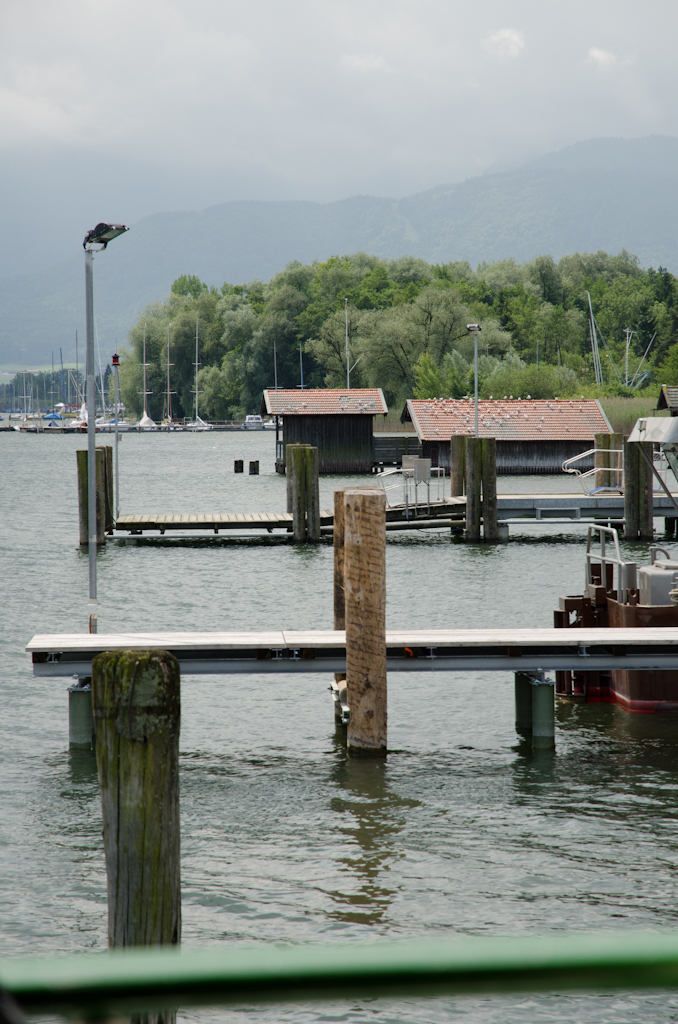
[2, 135, 677, 369]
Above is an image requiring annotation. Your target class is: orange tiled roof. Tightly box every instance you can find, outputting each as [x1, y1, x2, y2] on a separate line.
[403, 398, 612, 442]
[262, 388, 388, 416]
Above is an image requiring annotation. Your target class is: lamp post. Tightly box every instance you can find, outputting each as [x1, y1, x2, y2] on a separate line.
[83, 223, 128, 633]
[467, 324, 482, 438]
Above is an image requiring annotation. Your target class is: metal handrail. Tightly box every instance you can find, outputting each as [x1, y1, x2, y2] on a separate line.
[562, 448, 623, 496]
[585, 525, 634, 603]
[6, 931, 678, 1015]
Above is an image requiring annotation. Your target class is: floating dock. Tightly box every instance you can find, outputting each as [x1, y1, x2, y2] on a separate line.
[27, 627, 678, 677]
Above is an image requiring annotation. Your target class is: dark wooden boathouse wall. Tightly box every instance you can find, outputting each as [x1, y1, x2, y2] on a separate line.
[422, 439, 595, 475]
[283, 414, 374, 473]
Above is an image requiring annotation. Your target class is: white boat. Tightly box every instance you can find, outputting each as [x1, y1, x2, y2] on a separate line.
[185, 415, 212, 432]
[242, 415, 264, 430]
[135, 411, 157, 431]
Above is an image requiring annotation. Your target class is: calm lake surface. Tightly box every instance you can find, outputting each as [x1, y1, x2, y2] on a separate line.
[3, 430, 678, 1023]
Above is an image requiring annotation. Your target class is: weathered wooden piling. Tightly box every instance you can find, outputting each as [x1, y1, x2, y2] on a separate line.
[291, 445, 308, 542]
[234, 460, 244, 473]
[305, 446, 320, 542]
[595, 432, 623, 490]
[624, 440, 653, 539]
[343, 488, 387, 754]
[514, 672, 532, 736]
[92, 650, 181, 950]
[450, 435, 467, 497]
[465, 437, 482, 541]
[481, 437, 498, 542]
[249, 460, 259, 475]
[531, 673, 555, 750]
[77, 448, 108, 546]
[68, 678, 94, 749]
[285, 443, 300, 513]
[333, 489, 347, 723]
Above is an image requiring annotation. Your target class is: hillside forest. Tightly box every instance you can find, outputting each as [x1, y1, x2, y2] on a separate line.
[115, 250, 678, 421]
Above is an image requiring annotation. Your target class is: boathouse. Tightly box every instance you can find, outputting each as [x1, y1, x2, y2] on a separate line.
[261, 388, 388, 474]
[657, 385, 678, 416]
[401, 397, 613, 475]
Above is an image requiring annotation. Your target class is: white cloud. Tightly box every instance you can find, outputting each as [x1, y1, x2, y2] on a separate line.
[340, 53, 389, 73]
[483, 28, 525, 59]
[588, 47, 617, 68]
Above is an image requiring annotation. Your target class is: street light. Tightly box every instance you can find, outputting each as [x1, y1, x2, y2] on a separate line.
[467, 324, 482, 438]
[83, 222, 128, 633]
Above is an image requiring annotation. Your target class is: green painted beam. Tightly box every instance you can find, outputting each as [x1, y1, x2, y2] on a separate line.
[3, 932, 678, 1016]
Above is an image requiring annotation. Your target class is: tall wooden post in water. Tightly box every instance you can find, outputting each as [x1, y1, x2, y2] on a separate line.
[344, 488, 387, 755]
[333, 488, 347, 723]
[481, 437, 498, 542]
[624, 440, 653, 540]
[465, 437, 482, 541]
[92, 651, 181, 951]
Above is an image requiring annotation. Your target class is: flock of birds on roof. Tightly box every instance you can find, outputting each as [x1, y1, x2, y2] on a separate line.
[417, 397, 592, 434]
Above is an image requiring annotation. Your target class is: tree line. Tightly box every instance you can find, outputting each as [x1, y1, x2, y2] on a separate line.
[117, 251, 678, 420]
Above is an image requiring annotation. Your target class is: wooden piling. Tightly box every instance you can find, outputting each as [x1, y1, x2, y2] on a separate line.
[286, 444, 299, 514]
[291, 445, 307, 542]
[102, 446, 114, 533]
[449, 436, 466, 497]
[343, 488, 387, 755]
[333, 488, 346, 722]
[465, 437, 482, 541]
[92, 650, 181, 950]
[481, 437, 498, 542]
[305, 446, 320, 542]
[76, 448, 106, 546]
[624, 441, 653, 540]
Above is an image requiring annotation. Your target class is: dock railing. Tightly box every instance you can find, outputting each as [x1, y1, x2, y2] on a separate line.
[6, 931, 678, 1016]
[562, 447, 624, 495]
[377, 459, 446, 517]
[585, 525, 636, 603]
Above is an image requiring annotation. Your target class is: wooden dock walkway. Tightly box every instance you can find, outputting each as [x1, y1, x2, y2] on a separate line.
[114, 492, 678, 535]
[27, 627, 678, 676]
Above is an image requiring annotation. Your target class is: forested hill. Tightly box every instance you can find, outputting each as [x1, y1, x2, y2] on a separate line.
[2, 134, 678, 367]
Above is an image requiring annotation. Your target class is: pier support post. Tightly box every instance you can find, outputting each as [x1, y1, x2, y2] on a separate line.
[450, 436, 467, 497]
[92, 650, 181, 951]
[514, 672, 532, 736]
[305, 446, 320, 542]
[465, 437, 482, 541]
[344, 488, 387, 755]
[76, 448, 106, 546]
[291, 445, 308, 542]
[531, 673, 555, 750]
[102, 446, 114, 534]
[333, 489, 347, 723]
[286, 444, 300, 514]
[481, 437, 498, 542]
[624, 441, 653, 540]
[68, 678, 94, 749]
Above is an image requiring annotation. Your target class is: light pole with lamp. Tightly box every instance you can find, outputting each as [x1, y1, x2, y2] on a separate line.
[467, 324, 482, 438]
[83, 223, 128, 633]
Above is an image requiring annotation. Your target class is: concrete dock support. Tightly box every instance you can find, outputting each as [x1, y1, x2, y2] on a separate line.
[623, 441, 653, 540]
[514, 672, 533, 736]
[68, 678, 94, 749]
[343, 488, 387, 755]
[531, 672, 555, 750]
[92, 650, 181, 952]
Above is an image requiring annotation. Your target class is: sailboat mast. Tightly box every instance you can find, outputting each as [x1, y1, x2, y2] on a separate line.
[143, 324, 148, 418]
[165, 322, 172, 431]
[195, 317, 199, 422]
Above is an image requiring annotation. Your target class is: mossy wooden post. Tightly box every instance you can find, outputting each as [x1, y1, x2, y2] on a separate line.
[286, 444, 300, 514]
[465, 437, 482, 541]
[344, 488, 387, 755]
[100, 445, 114, 535]
[291, 445, 308, 542]
[92, 650, 181, 952]
[333, 489, 347, 723]
[594, 432, 610, 490]
[305, 446, 320, 542]
[450, 436, 466, 497]
[77, 448, 106, 546]
[639, 441, 654, 540]
[481, 437, 498, 542]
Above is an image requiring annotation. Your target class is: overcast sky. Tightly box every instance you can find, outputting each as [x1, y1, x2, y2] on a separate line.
[1, 0, 676, 276]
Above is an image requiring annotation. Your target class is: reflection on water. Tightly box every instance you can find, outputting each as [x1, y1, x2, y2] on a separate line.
[325, 743, 419, 926]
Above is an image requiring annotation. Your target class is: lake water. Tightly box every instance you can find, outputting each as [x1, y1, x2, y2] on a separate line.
[3, 430, 678, 1023]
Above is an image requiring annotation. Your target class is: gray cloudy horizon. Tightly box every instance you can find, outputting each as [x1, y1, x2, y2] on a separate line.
[0, 0, 676, 277]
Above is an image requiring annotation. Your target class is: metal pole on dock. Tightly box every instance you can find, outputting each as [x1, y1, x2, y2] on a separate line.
[92, 650, 181, 951]
[85, 249, 97, 633]
[344, 488, 387, 755]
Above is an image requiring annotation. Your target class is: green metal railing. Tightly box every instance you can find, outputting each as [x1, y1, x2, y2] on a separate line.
[4, 932, 678, 1016]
